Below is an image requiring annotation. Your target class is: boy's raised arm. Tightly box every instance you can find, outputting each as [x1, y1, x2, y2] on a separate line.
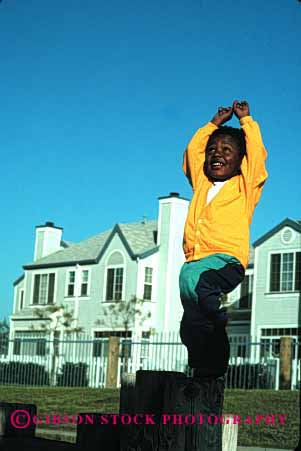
[211, 106, 233, 126]
[233, 100, 268, 189]
[183, 106, 233, 190]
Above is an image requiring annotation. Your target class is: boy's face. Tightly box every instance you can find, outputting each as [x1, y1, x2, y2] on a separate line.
[205, 134, 242, 181]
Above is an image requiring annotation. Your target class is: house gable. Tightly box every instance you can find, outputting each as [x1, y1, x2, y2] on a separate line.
[251, 218, 301, 336]
[253, 218, 301, 248]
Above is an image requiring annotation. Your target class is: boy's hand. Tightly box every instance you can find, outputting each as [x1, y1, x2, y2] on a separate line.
[233, 100, 250, 119]
[211, 106, 233, 126]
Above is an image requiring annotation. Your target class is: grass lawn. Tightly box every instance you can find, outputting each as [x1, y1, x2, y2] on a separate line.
[0, 386, 299, 449]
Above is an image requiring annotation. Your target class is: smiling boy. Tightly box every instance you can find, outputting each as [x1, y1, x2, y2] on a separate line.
[179, 100, 268, 378]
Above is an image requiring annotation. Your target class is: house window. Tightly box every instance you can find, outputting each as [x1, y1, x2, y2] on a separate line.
[81, 270, 89, 296]
[106, 268, 124, 301]
[260, 338, 280, 358]
[67, 271, 75, 296]
[229, 336, 249, 358]
[269, 252, 301, 292]
[92, 335, 108, 358]
[239, 275, 253, 309]
[143, 267, 153, 300]
[141, 331, 151, 360]
[92, 331, 131, 357]
[13, 332, 46, 356]
[261, 327, 301, 336]
[19, 289, 24, 309]
[261, 329, 301, 360]
[33, 273, 55, 305]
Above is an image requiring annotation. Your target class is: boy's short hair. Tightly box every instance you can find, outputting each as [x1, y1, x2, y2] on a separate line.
[207, 126, 246, 158]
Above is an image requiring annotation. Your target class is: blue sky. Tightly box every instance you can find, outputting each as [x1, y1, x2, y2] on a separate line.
[0, 0, 300, 319]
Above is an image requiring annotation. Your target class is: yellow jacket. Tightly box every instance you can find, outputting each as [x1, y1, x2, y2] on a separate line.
[182, 115, 268, 269]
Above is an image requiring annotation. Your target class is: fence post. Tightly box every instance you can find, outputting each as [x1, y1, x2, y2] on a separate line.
[106, 336, 120, 388]
[279, 336, 292, 390]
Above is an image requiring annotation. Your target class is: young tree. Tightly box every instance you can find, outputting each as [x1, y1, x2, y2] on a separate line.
[95, 296, 152, 373]
[31, 304, 83, 385]
[0, 318, 9, 356]
[32, 304, 83, 334]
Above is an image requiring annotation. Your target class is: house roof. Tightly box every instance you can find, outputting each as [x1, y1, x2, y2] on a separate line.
[253, 218, 301, 248]
[13, 274, 25, 287]
[23, 220, 158, 270]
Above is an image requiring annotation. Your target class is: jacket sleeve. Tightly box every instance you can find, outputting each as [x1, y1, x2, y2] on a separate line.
[182, 122, 218, 191]
[239, 115, 268, 213]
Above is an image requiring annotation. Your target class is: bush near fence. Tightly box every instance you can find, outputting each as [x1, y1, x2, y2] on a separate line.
[0, 333, 299, 389]
[0, 361, 50, 385]
[226, 363, 274, 389]
[56, 362, 89, 387]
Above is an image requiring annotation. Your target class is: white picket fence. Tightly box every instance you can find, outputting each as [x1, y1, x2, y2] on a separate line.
[0, 332, 299, 389]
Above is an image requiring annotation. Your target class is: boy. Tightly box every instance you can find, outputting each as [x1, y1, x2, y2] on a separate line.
[179, 100, 268, 378]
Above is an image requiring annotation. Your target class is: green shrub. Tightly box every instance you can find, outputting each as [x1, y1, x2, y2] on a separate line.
[0, 361, 50, 385]
[226, 363, 275, 389]
[56, 362, 88, 387]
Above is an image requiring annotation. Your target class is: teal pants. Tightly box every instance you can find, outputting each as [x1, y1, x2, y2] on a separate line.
[179, 254, 244, 376]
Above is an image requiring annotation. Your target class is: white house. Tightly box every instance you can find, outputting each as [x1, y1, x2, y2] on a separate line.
[9, 193, 189, 352]
[227, 218, 300, 368]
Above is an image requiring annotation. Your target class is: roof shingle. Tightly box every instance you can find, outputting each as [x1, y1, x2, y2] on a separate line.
[24, 220, 158, 269]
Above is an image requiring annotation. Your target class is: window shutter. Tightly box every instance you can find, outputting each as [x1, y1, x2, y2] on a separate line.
[68, 284, 74, 296]
[143, 284, 152, 300]
[13, 339, 21, 355]
[81, 283, 88, 296]
[295, 252, 301, 291]
[270, 254, 281, 292]
[48, 273, 55, 304]
[240, 276, 249, 309]
[106, 268, 114, 300]
[33, 275, 40, 304]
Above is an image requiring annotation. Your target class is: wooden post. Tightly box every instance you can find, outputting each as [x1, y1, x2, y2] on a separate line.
[119, 370, 237, 451]
[119, 371, 172, 450]
[162, 372, 225, 450]
[106, 336, 120, 388]
[279, 336, 292, 389]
